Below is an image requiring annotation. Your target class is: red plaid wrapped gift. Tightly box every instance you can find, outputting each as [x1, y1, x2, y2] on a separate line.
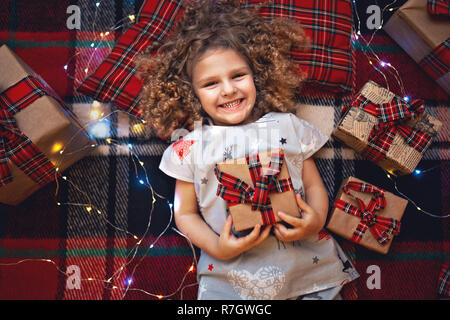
[332, 80, 442, 175]
[384, 0, 450, 95]
[214, 149, 299, 232]
[0, 45, 94, 206]
[327, 176, 408, 254]
[427, 0, 450, 16]
[77, 0, 354, 119]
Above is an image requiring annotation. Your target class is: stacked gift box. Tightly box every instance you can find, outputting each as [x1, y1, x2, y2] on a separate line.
[383, 0, 450, 95]
[0, 45, 94, 206]
[332, 80, 442, 176]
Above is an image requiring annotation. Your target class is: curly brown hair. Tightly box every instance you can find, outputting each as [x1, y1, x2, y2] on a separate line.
[135, 0, 309, 139]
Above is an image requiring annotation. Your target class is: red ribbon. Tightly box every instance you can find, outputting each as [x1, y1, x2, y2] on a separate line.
[346, 95, 432, 164]
[333, 181, 401, 245]
[214, 150, 294, 226]
[0, 75, 62, 187]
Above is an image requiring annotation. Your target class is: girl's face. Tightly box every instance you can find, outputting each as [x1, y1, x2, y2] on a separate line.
[191, 48, 256, 126]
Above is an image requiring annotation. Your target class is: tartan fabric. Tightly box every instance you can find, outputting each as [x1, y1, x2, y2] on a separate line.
[214, 150, 293, 226]
[242, 0, 354, 92]
[418, 39, 450, 81]
[77, 0, 184, 117]
[345, 94, 433, 163]
[333, 181, 401, 245]
[0, 75, 60, 187]
[77, 0, 354, 118]
[427, 0, 450, 16]
[0, 0, 448, 301]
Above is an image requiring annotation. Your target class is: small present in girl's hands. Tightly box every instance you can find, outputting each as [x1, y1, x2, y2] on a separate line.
[136, 0, 359, 300]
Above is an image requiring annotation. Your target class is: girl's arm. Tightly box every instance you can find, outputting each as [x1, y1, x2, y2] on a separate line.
[273, 157, 328, 241]
[174, 179, 271, 260]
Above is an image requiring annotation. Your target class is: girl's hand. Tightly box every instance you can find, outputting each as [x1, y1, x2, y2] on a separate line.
[216, 215, 272, 260]
[273, 194, 324, 242]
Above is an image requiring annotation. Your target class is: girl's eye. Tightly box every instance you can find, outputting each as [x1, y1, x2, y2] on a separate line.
[233, 73, 246, 79]
[203, 81, 217, 87]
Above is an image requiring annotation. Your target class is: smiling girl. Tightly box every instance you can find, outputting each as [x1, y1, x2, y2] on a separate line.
[136, 0, 358, 300]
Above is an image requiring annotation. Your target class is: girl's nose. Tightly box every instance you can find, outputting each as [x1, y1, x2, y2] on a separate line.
[221, 81, 237, 96]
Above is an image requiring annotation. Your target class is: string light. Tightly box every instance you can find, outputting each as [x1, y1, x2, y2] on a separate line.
[383, 163, 450, 219]
[1, 108, 199, 300]
[5, 0, 444, 301]
[3, 1, 200, 298]
[351, 0, 407, 96]
[52, 143, 63, 153]
[351, 0, 448, 219]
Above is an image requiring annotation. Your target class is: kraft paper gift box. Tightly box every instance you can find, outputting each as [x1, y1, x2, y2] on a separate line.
[326, 176, 408, 254]
[383, 0, 450, 94]
[214, 149, 300, 232]
[0, 45, 94, 206]
[332, 80, 442, 175]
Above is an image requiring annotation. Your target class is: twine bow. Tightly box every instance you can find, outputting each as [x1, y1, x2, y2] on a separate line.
[214, 150, 293, 226]
[0, 75, 61, 187]
[333, 181, 401, 245]
[349, 95, 432, 163]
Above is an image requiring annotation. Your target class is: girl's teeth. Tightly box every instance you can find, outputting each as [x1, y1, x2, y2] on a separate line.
[223, 99, 241, 108]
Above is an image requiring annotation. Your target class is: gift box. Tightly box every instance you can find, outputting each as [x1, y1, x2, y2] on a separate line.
[0, 45, 94, 206]
[326, 176, 408, 254]
[332, 80, 442, 175]
[383, 0, 450, 94]
[214, 149, 299, 232]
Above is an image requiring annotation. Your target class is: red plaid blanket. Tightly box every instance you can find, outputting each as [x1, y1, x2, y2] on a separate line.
[0, 0, 448, 300]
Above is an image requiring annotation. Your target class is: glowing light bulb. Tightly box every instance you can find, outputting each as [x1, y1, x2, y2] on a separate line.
[128, 15, 135, 21]
[89, 121, 110, 138]
[52, 143, 63, 153]
[90, 109, 101, 120]
[415, 169, 421, 175]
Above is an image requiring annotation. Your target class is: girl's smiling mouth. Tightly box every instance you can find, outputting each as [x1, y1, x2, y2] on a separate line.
[219, 98, 244, 110]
